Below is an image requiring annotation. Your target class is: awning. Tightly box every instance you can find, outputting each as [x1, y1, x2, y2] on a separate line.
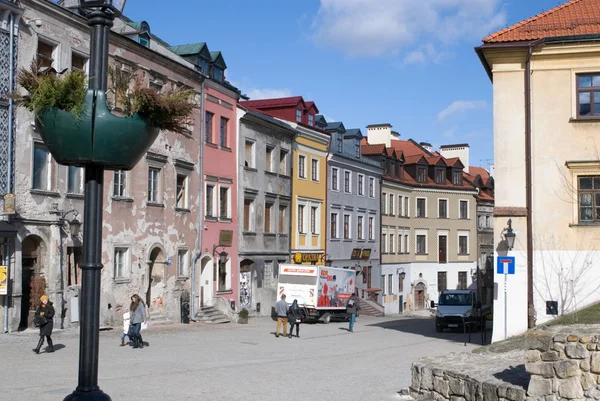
[0, 221, 16, 237]
[365, 288, 382, 292]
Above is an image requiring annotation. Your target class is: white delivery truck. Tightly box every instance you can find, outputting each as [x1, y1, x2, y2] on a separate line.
[276, 264, 358, 323]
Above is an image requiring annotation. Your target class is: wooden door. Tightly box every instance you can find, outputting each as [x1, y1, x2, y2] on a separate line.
[439, 235, 447, 264]
[415, 283, 425, 310]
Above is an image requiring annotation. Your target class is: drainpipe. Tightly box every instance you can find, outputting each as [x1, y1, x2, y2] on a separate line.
[525, 38, 544, 329]
[191, 79, 206, 321]
[324, 133, 331, 262]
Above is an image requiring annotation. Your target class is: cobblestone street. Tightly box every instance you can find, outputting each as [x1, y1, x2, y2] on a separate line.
[2, 316, 480, 401]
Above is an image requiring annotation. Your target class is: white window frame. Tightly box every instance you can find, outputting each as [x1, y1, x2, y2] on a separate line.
[70, 49, 89, 74]
[368, 216, 375, 240]
[369, 177, 375, 198]
[264, 201, 274, 233]
[330, 212, 339, 239]
[438, 198, 449, 219]
[357, 174, 365, 196]
[404, 233, 410, 255]
[265, 145, 275, 173]
[399, 195, 403, 216]
[331, 167, 339, 191]
[147, 166, 162, 203]
[382, 192, 387, 214]
[279, 149, 288, 175]
[310, 205, 320, 235]
[382, 275, 387, 295]
[176, 173, 189, 210]
[205, 182, 217, 218]
[298, 155, 306, 179]
[308, 114, 314, 126]
[389, 193, 395, 215]
[296, 108, 302, 122]
[457, 230, 470, 255]
[357, 215, 364, 240]
[113, 246, 130, 280]
[382, 232, 387, 253]
[218, 184, 232, 219]
[177, 248, 190, 278]
[37, 37, 60, 70]
[416, 197, 427, 218]
[404, 197, 410, 217]
[113, 170, 129, 198]
[343, 214, 351, 239]
[32, 142, 52, 191]
[389, 232, 395, 253]
[415, 229, 428, 254]
[459, 199, 470, 219]
[344, 170, 352, 193]
[244, 139, 256, 168]
[311, 158, 320, 182]
[297, 202, 307, 234]
[243, 197, 255, 232]
[67, 166, 84, 195]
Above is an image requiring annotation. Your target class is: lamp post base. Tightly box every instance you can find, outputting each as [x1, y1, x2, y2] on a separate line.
[64, 390, 112, 401]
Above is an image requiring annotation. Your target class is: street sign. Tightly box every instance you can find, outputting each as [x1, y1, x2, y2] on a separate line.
[497, 256, 515, 275]
[167, 257, 172, 266]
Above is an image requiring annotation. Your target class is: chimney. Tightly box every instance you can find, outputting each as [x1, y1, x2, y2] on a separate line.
[439, 144, 470, 174]
[366, 123, 393, 147]
[420, 142, 433, 152]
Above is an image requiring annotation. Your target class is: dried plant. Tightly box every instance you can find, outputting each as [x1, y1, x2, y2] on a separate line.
[29, 275, 47, 311]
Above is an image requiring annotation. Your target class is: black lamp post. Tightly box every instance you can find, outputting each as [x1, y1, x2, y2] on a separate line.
[64, 1, 125, 400]
[505, 218, 516, 250]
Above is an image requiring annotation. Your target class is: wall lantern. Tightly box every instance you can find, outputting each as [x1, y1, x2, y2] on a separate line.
[218, 251, 228, 265]
[79, 0, 127, 14]
[504, 218, 516, 250]
[396, 267, 406, 280]
[69, 216, 82, 237]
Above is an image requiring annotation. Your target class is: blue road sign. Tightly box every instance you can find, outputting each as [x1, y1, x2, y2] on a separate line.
[497, 256, 515, 275]
[167, 256, 172, 266]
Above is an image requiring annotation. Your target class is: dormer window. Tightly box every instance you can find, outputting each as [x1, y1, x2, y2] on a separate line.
[308, 114, 314, 126]
[355, 139, 360, 158]
[199, 59, 209, 75]
[452, 171, 463, 185]
[296, 108, 302, 123]
[417, 167, 427, 183]
[396, 163, 403, 178]
[435, 168, 445, 184]
[336, 136, 343, 153]
[139, 32, 150, 48]
[212, 67, 224, 82]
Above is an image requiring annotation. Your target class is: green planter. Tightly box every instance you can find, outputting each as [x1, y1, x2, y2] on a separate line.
[36, 90, 159, 170]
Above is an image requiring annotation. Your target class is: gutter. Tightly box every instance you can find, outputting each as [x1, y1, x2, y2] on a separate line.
[324, 134, 331, 261]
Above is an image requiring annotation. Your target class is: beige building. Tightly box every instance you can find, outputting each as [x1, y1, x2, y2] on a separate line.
[362, 125, 478, 315]
[476, 0, 600, 341]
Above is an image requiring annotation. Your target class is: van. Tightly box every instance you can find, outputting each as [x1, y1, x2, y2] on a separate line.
[431, 289, 482, 333]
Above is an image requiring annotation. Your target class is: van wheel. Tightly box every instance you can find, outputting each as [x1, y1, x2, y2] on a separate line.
[322, 313, 331, 324]
[436, 325, 442, 333]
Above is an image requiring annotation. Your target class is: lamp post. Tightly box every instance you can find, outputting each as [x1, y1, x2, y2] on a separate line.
[64, 1, 126, 400]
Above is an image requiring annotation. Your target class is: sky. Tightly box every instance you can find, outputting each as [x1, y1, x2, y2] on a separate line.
[122, 0, 567, 169]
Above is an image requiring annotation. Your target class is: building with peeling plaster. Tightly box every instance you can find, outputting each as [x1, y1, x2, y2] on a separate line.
[2, 0, 207, 331]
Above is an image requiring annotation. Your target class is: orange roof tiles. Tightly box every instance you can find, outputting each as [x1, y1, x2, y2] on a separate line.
[389, 139, 425, 157]
[361, 143, 385, 155]
[469, 166, 490, 180]
[483, 0, 600, 43]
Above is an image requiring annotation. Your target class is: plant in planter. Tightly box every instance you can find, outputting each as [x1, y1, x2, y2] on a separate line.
[12, 62, 196, 170]
[238, 308, 249, 324]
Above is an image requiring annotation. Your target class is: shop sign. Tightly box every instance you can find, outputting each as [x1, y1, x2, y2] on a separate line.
[351, 248, 371, 260]
[293, 252, 324, 264]
[0, 265, 7, 295]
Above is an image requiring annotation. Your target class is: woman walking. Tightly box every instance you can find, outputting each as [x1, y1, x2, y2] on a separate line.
[129, 294, 147, 349]
[287, 299, 304, 338]
[33, 295, 55, 354]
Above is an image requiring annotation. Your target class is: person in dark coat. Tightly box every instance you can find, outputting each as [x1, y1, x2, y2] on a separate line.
[347, 294, 360, 333]
[33, 294, 55, 354]
[287, 299, 304, 338]
[129, 294, 147, 349]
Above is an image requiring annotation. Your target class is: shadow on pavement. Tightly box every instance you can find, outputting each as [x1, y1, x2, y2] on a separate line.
[366, 317, 492, 345]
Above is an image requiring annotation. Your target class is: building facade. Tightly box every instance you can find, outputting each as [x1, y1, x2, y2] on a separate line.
[237, 107, 295, 316]
[477, 0, 600, 341]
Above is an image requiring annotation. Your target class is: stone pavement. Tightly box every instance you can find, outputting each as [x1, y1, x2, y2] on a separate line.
[1, 315, 481, 401]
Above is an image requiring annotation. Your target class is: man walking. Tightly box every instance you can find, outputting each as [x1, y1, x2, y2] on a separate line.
[275, 294, 289, 338]
[347, 293, 360, 333]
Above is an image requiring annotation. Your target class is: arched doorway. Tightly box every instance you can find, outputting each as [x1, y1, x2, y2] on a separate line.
[20, 235, 46, 329]
[199, 255, 213, 307]
[146, 246, 166, 308]
[239, 259, 253, 308]
[414, 282, 426, 310]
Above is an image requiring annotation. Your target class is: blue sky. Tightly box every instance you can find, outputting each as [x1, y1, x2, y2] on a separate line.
[123, 0, 562, 169]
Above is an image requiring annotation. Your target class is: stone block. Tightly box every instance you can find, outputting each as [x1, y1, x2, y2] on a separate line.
[591, 352, 600, 374]
[411, 364, 422, 391]
[581, 359, 591, 372]
[554, 359, 580, 379]
[448, 377, 464, 396]
[433, 393, 447, 401]
[593, 336, 599, 343]
[527, 362, 556, 378]
[558, 376, 584, 399]
[464, 379, 481, 401]
[568, 335, 580, 342]
[433, 376, 450, 398]
[432, 368, 444, 377]
[422, 366, 434, 391]
[525, 350, 542, 362]
[552, 343, 565, 353]
[505, 386, 526, 401]
[581, 372, 596, 390]
[565, 343, 590, 359]
[450, 396, 466, 401]
[589, 344, 597, 351]
[544, 396, 557, 401]
[584, 385, 600, 400]
[541, 351, 560, 361]
[554, 335, 567, 343]
[581, 336, 592, 344]
[497, 385, 509, 398]
[481, 382, 498, 401]
[527, 376, 553, 397]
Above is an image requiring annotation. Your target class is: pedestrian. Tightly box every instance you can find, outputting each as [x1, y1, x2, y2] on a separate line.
[120, 311, 131, 346]
[347, 293, 360, 333]
[287, 299, 304, 338]
[129, 294, 147, 349]
[33, 294, 55, 354]
[274, 294, 289, 338]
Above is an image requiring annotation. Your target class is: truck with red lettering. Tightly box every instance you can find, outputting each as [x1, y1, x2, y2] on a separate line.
[276, 264, 357, 323]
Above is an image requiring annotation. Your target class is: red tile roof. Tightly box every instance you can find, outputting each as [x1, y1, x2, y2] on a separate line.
[240, 96, 305, 109]
[389, 139, 426, 157]
[469, 166, 490, 180]
[483, 0, 600, 43]
[361, 143, 386, 155]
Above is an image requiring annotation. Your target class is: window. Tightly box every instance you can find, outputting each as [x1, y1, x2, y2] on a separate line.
[114, 248, 128, 279]
[298, 155, 306, 179]
[404, 234, 409, 254]
[219, 186, 229, 218]
[343, 214, 350, 239]
[438, 199, 448, 218]
[382, 233, 387, 252]
[416, 235, 426, 254]
[308, 114, 314, 126]
[416, 198, 426, 218]
[382, 275, 387, 295]
[212, 67, 224, 82]
[486, 216, 491, 228]
[147, 167, 160, 203]
[578, 176, 600, 222]
[355, 140, 361, 158]
[577, 74, 600, 117]
[389, 233, 395, 253]
[265, 146, 274, 172]
[138, 33, 150, 48]
[265, 202, 273, 233]
[206, 184, 215, 217]
[205, 112, 214, 143]
[296, 108, 302, 122]
[399, 273, 404, 292]
[220, 117, 228, 147]
[244, 140, 255, 168]
[330, 213, 338, 239]
[388, 274, 393, 295]
[438, 272, 447, 292]
[404, 197, 409, 217]
[344, 171, 351, 192]
[453, 171, 463, 185]
[358, 175, 364, 195]
[178, 249, 189, 277]
[331, 168, 339, 191]
[149, 78, 163, 94]
[369, 177, 375, 197]
[435, 169, 445, 184]
[176, 174, 188, 209]
[67, 166, 83, 194]
[37, 40, 55, 68]
[458, 233, 469, 254]
[368, 217, 374, 240]
[113, 170, 127, 197]
[311, 159, 319, 181]
[279, 150, 288, 175]
[357, 216, 363, 240]
[71, 52, 87, 73]
[417, 167, 427, 183]
[389, 194, 394, 215]
[298, 205, 305, 233]
[337, 136, 343, 153]
[458, 272, 467, 290]
[278, 205, 287, 233]
[32, 143, 52, 191]
[382, 192, 387, 214]
[243, 199, 254, 231]
[459, 200, 468, 219]
[399, 196, 404, 216]
[311, 206, 318, 234]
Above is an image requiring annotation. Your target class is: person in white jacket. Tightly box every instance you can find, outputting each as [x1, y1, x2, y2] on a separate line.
[120, 311, 131, 346]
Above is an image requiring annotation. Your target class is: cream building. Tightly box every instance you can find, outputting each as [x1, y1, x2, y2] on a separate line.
[477, 0, 600, 342]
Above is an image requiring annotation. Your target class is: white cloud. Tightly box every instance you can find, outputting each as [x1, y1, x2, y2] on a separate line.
[442, 128, 456, 139]
[402, 43, 450, 66]
[437, 100, 487, 122]
[310, 0, 506, 58]
[245, 88, 293, 100]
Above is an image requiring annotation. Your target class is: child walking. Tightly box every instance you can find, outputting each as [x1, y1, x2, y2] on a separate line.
[120, 311, 131, 346]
